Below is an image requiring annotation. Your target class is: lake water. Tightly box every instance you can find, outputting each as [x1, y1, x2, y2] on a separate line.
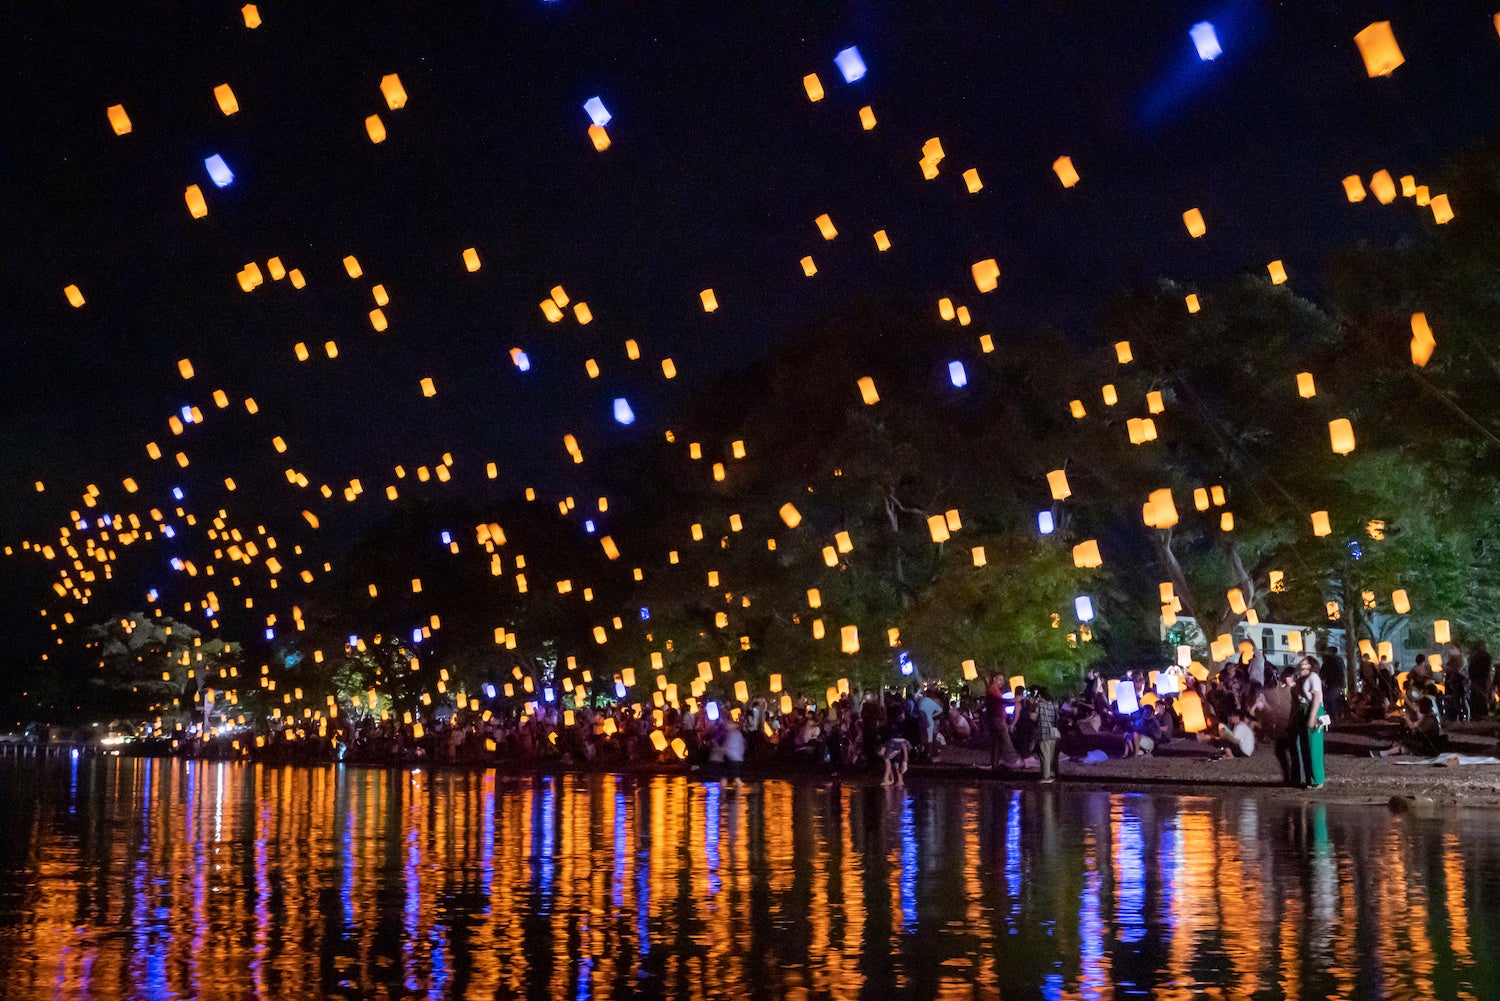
[0, 756, 1494, 1000]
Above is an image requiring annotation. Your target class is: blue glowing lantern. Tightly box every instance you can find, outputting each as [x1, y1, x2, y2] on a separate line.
[948, 361, 968, 388]
[204, 154, 234, 188]
[1075, 595, 1095, 622]
[484, 684, 497, 699]
[181, 405, 195, 423]
[1038, 511, 1055, 535]
[705, 701, 720, 722]
[411, 628, 423, 644]
[640, 606, 650, 621]
[163, 526, 176, 538]
[615, 681, 627, 699]
[172, 487, 184, 500]
[146, 589, 159, 602]
[584, 519, 596, 533]
[543, 686, 555, 703]
[613, 398, 635, 425]
[834, 46, 867, 83]
[898, 650, 915, 676]
[440, 531, 452, 545]
[265, 627, 275, 641]
[583, 96, 611, 128]
[513, 350, 531, 372]
[1190, 22, 1221, 61]
[1115, 678, 1140, 714]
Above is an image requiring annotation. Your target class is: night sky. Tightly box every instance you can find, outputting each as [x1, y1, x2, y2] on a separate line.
[2, 2, 1498, 688]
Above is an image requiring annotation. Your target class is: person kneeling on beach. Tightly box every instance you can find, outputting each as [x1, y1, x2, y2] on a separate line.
[878, 735, 912, 785]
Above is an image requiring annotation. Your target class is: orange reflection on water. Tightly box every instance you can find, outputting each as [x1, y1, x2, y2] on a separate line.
[2, 757, 1499, 1000]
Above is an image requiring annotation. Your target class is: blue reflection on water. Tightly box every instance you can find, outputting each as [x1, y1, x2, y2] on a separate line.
[900, 794, 917, 929]
[611, 783, 627, 909]
[705, 782, 722, 897]
[537, 777, 556, 907]
[1116, 806, 1146, 944]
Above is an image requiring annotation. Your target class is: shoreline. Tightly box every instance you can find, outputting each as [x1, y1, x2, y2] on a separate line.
[12, 724, 1500, 809]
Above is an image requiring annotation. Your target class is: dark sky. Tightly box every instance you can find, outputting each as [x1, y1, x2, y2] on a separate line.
[2, 2, 1498, 680]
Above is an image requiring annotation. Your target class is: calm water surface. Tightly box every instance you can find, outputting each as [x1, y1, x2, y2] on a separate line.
[0, 756, 1494, 1000]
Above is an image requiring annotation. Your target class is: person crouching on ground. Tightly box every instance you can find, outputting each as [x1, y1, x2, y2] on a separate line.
[878, 734, 912, 785]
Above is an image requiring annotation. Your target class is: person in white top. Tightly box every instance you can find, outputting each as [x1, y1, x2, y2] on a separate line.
[1293, 655, 1327, 789]
[1214, 709, 1256, 758]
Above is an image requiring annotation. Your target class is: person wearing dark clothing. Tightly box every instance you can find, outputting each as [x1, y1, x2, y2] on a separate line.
[1471, 641, 1494, 719]
[1319, 647, 1346, 723]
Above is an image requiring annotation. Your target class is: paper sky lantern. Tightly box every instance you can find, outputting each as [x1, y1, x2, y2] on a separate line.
[972, 258, 1000, 292]
[610, 398, 636, 426]
[1401, 175, 1417, 197]
[588, 125, 610, 151]
[1183, 208, 1206, 238]
[971, 545, 987, 567]
[1354, 21, 1404, 78]
[1393, 589, 1411, 614]
[214, 83, 239, 116]
[1329, 418, 1356, 455]
[948, 361, 968, 387]
[325, 340, 338, 358]
[1114, 341, 1133, 364]
[583, 96, 611, 127]
[1431, 194, 1454, 225]
[1075, 595, 1095, 622]
[107, 104, 132, 135]
[177, 358, 194, 380]
[1220, 512, 1235, 531]
[834, 46, 866, 82]
[420, 377, 436, 397]
[700, 289, 718, 312]
[204, 154, 234, 188]
[183, 183, 208, 218]
[835, 530, 853, 554]
[1144, 488, 1179, 529]
[1366, 169, 1397, 204]
[462, 247, 481, 272]
[1102, 384, 1118, 406]
[1211, 485, 1227, 506]
[1189, 22, 1221, 60]
[963, 168, 983, 193]
[1228, 587, 1247, 615]
[1177, 691, 1208, 733]
[803, 72, 824, 101]
[1410, 312, 1436, 367]
[1053, 155, 1079, 187]
[1342, 175, 1366, 202]
[366, 114, 387, 143]
[857, 376, 879, 405]
[1185, 293, 1201, 313]
[574, 302, 593, 324]
[938, 297, 955, 321]
[289, 269, 305, 288]
[859, 105, 876, 130]
[371, 283, 388, 305]
[779, 503, 802, 528]
[1296, 372, 1316, 398]
[1311, 510, 1331, 537]
[841, 625, 859, 654]
[1073, 540, 1102, 568]
[1047, 469, 1071, 501]
[945, 509, 962, 531]
[800, 255, 817, 276]
[815, 213, 837, 239]
[874, 229, 891, 251]
[369, 308, 387, 332]
[380, 73, 407, 109]
[64, 284, 85, 308]
[1435, 619, 1451, 644]
[1267, 260, 1288, 284]
[927, 514, 950, 543]
[1415, 185, 1430, 206]
[1145, 390, 1164, 414]
[1114, 678, 1138, 713]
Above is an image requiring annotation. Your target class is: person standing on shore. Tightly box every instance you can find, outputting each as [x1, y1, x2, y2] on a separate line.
[1257, 667, 1299, 785]
[1294, 655, 1328, 790]
[1318, 646, 1345, 723]
[1470, 640, 1493, 719]
[1034, 687, 1059, 784]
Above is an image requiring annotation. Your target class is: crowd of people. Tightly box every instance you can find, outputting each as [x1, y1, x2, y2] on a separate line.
[120, 639, 1495, 789]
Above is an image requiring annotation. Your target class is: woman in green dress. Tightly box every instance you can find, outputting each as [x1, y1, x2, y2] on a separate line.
[1293, 655, 1329, 789]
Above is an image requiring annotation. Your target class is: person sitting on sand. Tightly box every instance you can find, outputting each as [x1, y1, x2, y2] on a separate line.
[1374, 695, 1447, 758]
[1213, 709, 1256, 759]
